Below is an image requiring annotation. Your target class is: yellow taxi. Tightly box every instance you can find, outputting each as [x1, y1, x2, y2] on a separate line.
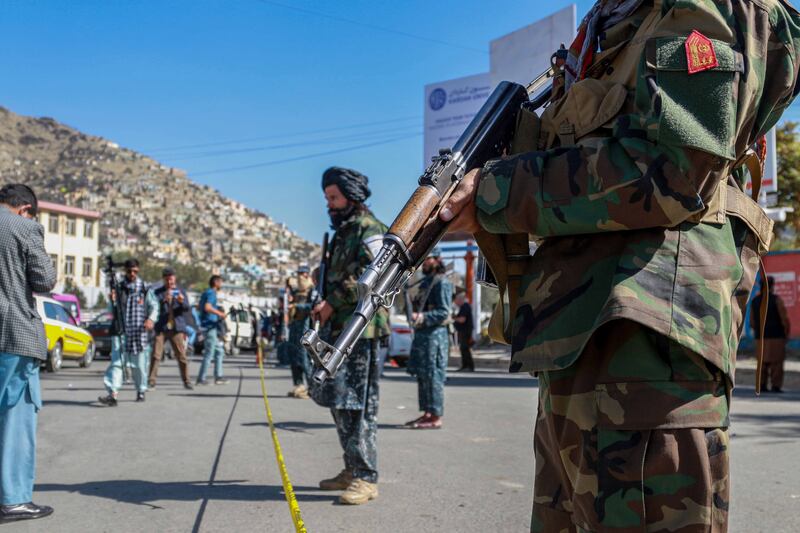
[35, 294, 95, 372]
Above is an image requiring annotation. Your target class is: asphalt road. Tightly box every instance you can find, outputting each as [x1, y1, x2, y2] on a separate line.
[4, 351, 800, 532]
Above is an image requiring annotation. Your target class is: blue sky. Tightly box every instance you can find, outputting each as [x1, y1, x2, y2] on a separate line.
[2, 1, 798, 243]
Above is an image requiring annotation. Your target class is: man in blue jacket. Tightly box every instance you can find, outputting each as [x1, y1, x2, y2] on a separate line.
[0, 184, 56, 522]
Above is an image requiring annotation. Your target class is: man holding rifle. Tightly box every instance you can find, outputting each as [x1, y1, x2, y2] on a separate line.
[285, 265, 314, 399]
[311, 167, 389, 505]
[438, 1, 800, 530]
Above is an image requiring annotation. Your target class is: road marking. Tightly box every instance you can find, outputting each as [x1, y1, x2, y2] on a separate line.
[258, 347, 307, 533]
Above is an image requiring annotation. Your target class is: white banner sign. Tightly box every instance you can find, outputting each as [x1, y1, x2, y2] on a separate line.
[423, 73, 491, 167]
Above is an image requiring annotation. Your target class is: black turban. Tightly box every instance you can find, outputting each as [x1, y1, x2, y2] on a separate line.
[322, 167, 371, 203]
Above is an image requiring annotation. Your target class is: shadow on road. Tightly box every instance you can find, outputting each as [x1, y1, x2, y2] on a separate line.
[730, 412, 800, 439]
[242, 421, 439, 432]
[42, 399, 104, 408]
[34, 480, 332, 508]
[169, 393, 289, 400]
[381, 370, 537, 389]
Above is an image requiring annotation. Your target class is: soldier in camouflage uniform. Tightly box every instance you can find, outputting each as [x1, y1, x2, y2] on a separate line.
[285, 265, 314, 399]
[405, 252, 453, 429]
[441, 0, 800, 530]
[311, 167, 390, 506]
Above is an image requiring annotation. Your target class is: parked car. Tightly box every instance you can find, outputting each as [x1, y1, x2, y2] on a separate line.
[85, 311, 114, 358]
[223, 305, 255, 355]
[387, 314, 413, 366]
[36, 295, 95, 372]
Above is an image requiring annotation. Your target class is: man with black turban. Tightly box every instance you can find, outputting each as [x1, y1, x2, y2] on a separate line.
[311, 166, 390, 505]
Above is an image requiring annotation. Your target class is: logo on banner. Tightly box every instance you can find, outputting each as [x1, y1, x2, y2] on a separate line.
[429, 88, 447, 111]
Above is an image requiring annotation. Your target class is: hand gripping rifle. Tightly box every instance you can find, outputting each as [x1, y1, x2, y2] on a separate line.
[302, 80, 537, 384]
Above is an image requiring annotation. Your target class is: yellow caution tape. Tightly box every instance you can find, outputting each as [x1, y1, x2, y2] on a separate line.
[257, 346, 308, 533]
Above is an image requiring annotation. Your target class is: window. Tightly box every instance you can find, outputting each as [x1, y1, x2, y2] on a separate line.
[43, 301, 73, 323]
[83, 220, 94, 239]
[48, 215, 59, 233]
[43, 302, 60, 320]
[82, 257, 93, 278]
[65, 217, 77, 236]
[64, 256, 75, 276]
[49, 254, 58, 272]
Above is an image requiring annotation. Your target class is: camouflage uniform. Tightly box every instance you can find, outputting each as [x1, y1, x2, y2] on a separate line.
[286, 275, 314, 386]
[315, 208, 389, 483]
[408, 274, 453, 416]
[473, 1, 800, 530]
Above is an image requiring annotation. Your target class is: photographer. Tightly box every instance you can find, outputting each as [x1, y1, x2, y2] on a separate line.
[99, 258, 157, 406]
[148, 268, 193, 391]
[0, 184, 56, 522]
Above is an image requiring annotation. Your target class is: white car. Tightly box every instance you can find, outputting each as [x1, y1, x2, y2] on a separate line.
[223, 305, 255, 355]
[386, 314, 413, 366]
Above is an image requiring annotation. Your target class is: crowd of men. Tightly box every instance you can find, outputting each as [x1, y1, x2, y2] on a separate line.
[97, 266, 230, 406]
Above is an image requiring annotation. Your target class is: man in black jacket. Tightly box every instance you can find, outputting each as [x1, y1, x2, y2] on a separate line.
[0, 184, 56, 522]
[148, 268, 193, 391]
[453, 291, 475, 372]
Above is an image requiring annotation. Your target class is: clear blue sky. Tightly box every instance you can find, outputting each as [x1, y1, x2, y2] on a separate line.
[2, 1, 798, 243]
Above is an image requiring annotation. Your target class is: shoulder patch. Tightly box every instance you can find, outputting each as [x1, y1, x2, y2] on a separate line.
[685, 30, 718, 74]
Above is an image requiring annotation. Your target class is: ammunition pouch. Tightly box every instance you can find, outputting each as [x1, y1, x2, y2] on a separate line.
[474, 231, 530, 344]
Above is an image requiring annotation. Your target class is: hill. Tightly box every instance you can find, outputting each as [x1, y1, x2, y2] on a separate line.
[0, 106, 316, 290]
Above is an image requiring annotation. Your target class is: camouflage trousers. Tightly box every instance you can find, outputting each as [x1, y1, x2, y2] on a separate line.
[322, 339, 380, 483]
[331, 406, 378, 483]
[409, 326, 449, 417]
[532, 321, 730, 533]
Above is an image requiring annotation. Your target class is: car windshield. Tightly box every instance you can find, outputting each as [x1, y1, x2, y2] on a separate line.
[92, 312, 114, 324]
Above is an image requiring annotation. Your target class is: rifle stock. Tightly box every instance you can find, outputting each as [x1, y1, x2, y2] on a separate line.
[303, 81, 531, 383]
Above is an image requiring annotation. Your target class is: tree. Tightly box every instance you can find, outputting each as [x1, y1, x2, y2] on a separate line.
[254, 279, 268, 297]
[109, 253, 212, 291]
[94, 292, 107, 310]
[62, 277, 87, 308]
[774, 122, 800, 248]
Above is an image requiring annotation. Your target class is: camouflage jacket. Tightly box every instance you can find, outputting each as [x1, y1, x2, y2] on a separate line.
[476, 0, 800, 379]
[325, 208, 391, 339]
[287, 275, 314, 322]
[412, 274, 454, 332]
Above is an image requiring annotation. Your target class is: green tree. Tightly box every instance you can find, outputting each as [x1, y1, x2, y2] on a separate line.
[94, 291, 108, 310]
[109, 253, 212, 291]
[62, 277, 87, 308]
[774, 122, 800, 248]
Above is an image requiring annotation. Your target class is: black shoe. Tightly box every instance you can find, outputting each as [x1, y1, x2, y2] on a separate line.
[98, 394, 118, 407]
[136, 392, 146, 402]
[0, 502, 54, 522]
[184, 381, 194, 390]
[772, 386, 784, 393]
[196, 380, 209, 386]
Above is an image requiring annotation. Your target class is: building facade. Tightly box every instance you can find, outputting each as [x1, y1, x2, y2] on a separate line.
[38, 201, 102, 305]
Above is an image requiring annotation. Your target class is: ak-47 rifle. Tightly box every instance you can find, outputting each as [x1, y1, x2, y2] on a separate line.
[302, 73, 554, 384]
[309, 232, 329, 331]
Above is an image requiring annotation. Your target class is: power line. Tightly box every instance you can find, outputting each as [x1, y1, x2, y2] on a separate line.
[253, 0, 487, 54]
[191, 132, 421, 176]
[160, 124, 422, 161]
[144, 115, 421, 153]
